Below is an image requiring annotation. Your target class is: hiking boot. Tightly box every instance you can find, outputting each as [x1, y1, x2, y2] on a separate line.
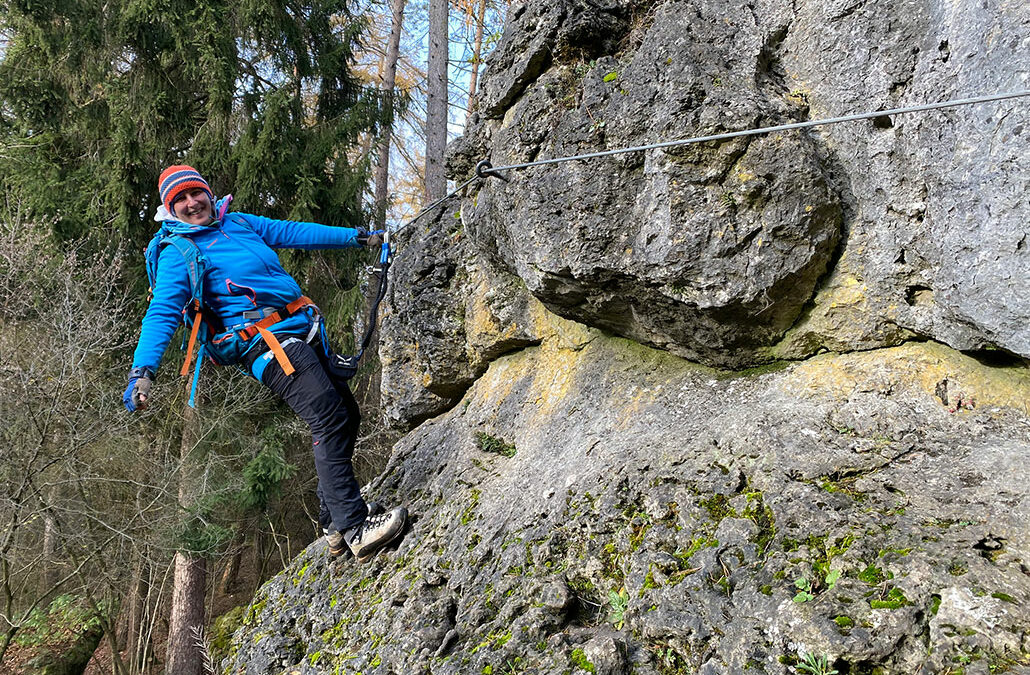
[344, 507, 408, 563]
[325, 501, 384, 557]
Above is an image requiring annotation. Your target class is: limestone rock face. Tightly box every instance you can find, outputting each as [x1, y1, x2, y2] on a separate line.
[455, 0, 1030, 366]
[379, 204, 478, 428]
[750, 0, 1030, 359]
[391, 0, 1029, 424]
[225, 0, 1030, 672]
[223, 332, 1030, 674]
[380, 203, 554, 428]
[460, 0, 846, 369]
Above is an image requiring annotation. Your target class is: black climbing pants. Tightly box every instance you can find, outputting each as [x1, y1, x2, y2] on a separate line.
[260, 340, 368, 533]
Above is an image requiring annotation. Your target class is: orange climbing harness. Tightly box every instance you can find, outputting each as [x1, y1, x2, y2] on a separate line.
[233, 295, 317, 377]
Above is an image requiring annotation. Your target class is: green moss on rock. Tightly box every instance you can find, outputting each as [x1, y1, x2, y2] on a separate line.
[571, 648, 597, 673]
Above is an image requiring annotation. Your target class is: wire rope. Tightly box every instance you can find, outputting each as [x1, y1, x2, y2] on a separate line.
[392, 90, 1030, 236]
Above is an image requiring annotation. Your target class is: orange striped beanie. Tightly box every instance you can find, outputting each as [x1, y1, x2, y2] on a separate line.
[159, 165, 213, 215]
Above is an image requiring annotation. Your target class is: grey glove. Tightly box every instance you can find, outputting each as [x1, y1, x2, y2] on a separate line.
[123, 367, 154, 412]
[357, 229, 384, 249]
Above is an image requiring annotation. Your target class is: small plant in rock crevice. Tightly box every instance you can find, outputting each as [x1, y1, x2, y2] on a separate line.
[650, 642, 691, 675]
[795, 651, 839, 675]
[608, 587, 628, 629]
[476, 432, 517, 458]
[793, 569, 839, 603]
[793, 576, 814, 603]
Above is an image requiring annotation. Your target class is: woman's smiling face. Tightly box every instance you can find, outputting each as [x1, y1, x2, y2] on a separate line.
[173, 188, 213, 225]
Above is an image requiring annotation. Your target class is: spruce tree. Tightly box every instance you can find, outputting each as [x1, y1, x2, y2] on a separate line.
[0, 0, 382, 246]
[0, 1, 385, 671]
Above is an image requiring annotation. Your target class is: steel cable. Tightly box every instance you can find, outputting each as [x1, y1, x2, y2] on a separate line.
[392, 90, 1030, 236]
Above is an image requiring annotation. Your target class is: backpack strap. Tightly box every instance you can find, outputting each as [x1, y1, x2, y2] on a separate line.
[162, 236, 206, 304]
[145, 232, 211, 398]
[180, 298, 205, 377]
[158, 236, 210, 378]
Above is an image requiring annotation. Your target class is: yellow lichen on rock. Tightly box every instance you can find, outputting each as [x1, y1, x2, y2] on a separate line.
[772, 259, 915, 359]
[784, 342, 1030, 413]
[465, 267, 514, 349]
[467, 322, 695, 430]
[464, 266, 598, 362]
[465, 304, 598, 418]
[471, 335, 586, 421]
[530, 301, 597, 351]
[825, 274, 866, 310]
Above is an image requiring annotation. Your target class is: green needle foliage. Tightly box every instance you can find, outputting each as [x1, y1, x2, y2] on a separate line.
[241, 444, 299, 512]
[0, 0, 385, 249]
[0, 0, 387, 620]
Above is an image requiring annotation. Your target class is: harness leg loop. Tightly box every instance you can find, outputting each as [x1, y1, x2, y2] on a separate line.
[257, 325, 295, 377]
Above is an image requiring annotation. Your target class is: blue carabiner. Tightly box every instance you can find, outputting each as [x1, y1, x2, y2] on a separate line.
[379, 230, 391, 266]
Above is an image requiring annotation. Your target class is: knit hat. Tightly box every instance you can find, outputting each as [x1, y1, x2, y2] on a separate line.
[159, 165, 214, 215]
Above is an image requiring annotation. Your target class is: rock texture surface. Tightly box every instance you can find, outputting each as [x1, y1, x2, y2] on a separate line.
[382, 0, 1030, 424]
[447, 0, 1029, 370]
[456, 0, 848, 369]
[223, 329, 1030, 674]
[766, 0, 1030, 361]
[224, 0, 1030, 672]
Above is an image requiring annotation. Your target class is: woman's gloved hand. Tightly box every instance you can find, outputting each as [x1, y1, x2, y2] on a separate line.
[357, 229, 384, 249]
[123, 367, 155, 412]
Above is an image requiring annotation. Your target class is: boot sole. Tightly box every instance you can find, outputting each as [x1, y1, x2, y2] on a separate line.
[355, 508, 408, 563]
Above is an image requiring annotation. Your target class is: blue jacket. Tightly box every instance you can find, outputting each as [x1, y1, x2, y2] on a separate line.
[132, 210, 363, 374]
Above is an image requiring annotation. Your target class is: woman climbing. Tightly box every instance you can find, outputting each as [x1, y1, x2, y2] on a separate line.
[123, 165, 407, 562]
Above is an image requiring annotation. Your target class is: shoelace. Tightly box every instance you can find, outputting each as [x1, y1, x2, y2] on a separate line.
[355, 511, 392, 544]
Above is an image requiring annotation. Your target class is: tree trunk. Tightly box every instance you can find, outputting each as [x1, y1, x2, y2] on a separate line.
[164, 553, 207, 675]
[219, 546, 243, 596]
[164, 398, 208, 675]
[88, 591, 129, 675]
[0, 557, 16, 664]
[252, 528, 269, 593]
[374, 0, 407, 228]
[356, 0, 408, 429]
[425, 0, 449, 202]
[41, 507, 58, 592]
[125, 550, 150, 673]
[0, 629, 14, 668]
[466, 0, 488, 123]
[358, 49, 388, 171]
